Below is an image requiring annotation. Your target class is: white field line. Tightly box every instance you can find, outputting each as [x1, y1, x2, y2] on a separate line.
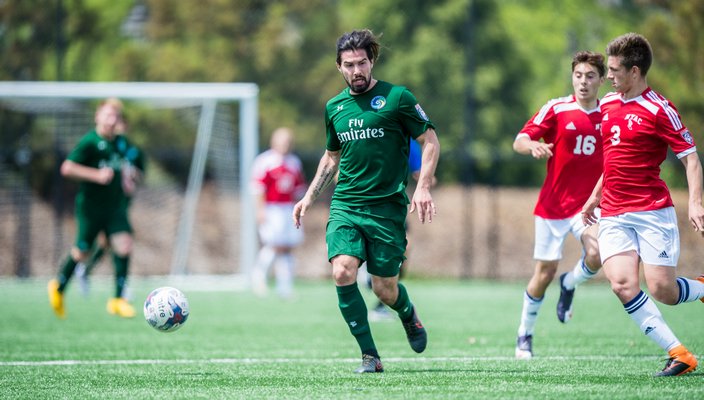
[0, 355, 667, 367]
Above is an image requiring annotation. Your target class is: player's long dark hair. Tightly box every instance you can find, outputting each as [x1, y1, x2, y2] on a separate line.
[336, 29, 381, 65]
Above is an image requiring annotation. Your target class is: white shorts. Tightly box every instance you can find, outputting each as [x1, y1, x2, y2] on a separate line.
[533, 210, 598, 261]
[598, 207, 679, 267]
[258, 203, 303, 247]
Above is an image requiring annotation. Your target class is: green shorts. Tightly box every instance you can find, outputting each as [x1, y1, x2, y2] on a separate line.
[326, 202, 407, 277]
[75, 203, 132, 252]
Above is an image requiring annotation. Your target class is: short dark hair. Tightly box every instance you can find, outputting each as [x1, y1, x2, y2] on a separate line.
[572, 51, 606, 77]
[336, 29, 381, 65]
[606, 33, 653, 77]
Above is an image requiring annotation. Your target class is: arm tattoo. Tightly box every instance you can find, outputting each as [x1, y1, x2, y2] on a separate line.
[312, 167, 334, 198]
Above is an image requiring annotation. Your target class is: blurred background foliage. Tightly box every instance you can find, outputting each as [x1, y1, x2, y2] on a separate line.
[1, 0, 702, 188]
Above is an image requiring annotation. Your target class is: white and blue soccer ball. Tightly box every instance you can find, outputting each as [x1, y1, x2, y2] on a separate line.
[143, 287, 190, 333]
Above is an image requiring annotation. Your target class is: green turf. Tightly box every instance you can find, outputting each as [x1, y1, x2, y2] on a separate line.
[1, 277, 702, 399]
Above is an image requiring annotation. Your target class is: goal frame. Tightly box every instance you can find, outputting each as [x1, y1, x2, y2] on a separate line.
[0, 81, 259, 277]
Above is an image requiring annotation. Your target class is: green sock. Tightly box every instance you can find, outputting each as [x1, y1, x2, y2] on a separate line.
[337, 282, 377, 356]
[112, 253, 129, 298]
[389, 282, 414, 321]
[84, 246, 106, 276]
[57, 256, 78, 292]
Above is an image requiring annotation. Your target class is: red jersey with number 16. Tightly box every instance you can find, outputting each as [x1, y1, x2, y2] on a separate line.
[599, 88, 697, 217]
[517, 94, 603, 219]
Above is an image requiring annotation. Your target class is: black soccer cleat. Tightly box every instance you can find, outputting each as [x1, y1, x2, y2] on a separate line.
[515, 334, 533, 360]
[402, 307, 427, 353]
[354, 354, 384, 373]
[654, 352, 697, 377]
[556, 272, 575, 323]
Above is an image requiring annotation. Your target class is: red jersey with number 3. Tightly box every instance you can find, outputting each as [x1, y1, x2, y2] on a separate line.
[517, 94, 603, 219]
[599, 88, 696, 217]
[251, 150, 306, 204]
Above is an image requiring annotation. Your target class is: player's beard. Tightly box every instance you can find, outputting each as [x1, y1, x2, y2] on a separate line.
[346, 74, 371, 94]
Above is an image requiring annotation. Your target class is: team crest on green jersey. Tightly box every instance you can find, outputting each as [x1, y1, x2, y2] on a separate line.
[371, 96, 386, 110]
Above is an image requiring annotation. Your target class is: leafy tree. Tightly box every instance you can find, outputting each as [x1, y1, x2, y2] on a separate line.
[1, 0, 700, 188]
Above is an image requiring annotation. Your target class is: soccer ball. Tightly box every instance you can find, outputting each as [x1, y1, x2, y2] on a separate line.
[143, 287, 190, 333]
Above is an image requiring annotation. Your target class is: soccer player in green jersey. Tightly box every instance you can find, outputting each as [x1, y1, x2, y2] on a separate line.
[75, 116, 141, 297]
[48, 98, 145, 319]
[292, 29, 440, 373]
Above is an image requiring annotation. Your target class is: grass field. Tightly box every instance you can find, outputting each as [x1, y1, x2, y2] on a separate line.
[1, 277, 702, 399]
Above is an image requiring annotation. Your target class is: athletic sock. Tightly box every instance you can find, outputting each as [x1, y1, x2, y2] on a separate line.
[57, 256, 78, 292]
[624, 290, 680, 352]
[517, 291, 543, 337]
[252, 246, 276, 289]
[389, 282, 414, 321]
[112, 253, 130, 298]
[675, 277, 704, 304]
[274, 253, 294, 298]
[561, 258, 597, 290]
[84, 246, 106, 276]
[337, 282, 377, 355]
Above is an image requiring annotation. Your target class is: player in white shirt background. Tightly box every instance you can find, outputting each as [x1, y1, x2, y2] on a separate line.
[250, 127, 307, 299]
[582, 32, 704, 377]
[513, 51, 606, 360]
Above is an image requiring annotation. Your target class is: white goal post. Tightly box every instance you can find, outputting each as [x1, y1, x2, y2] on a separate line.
[0, 81, 259, 278]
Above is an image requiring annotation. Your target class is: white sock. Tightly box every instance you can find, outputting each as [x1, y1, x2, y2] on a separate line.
[624, 291, 680, 352]
[275, 253, 295, 299]
[676, 277, 704, 304]
[517, 291, 543, 337]
[252, 246, 276, 292]
[561, 258, 596, 290]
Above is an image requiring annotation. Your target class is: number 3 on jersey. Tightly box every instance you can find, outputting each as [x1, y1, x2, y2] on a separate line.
[573, 134, 597, 155]
[609, 125, 621, 146]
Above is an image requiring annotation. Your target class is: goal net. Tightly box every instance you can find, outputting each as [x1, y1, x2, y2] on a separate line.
[0, 81, 259, 280]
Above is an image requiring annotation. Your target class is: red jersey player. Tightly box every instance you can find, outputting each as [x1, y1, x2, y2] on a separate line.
[513, 51, 605, 360]
[250, 127, 307, 299]
[582, 33, 704, 377]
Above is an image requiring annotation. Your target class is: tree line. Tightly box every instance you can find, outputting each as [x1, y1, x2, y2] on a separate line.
[1, 0, 702, 188]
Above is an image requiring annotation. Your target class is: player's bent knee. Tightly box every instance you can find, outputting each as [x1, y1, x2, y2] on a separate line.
[71, 247, 91, 262]
[331, 259, 358, 286]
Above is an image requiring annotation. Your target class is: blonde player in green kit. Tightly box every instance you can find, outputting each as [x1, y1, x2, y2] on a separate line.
[48, 98, 144, 319]
[293, 29, 440, 373]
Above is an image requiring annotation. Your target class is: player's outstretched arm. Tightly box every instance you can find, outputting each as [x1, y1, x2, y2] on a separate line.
[513, 134, 554, 160]
[410, 128, 440, 223]
[292, 150, 340, 228]
[681, 152, 704, 235]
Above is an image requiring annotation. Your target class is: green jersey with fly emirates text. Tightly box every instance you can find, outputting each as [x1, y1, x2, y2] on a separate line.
[325, 80, 435, 206]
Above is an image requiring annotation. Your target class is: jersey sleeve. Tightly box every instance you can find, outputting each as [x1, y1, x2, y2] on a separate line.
[124, 138, 146, 172]
[398, 88, 436, 139]
[655, 98, 696, 158]
[66, 134, 94, 165]
[518, 100, 557, 141]
[325, 107, 341, 152]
